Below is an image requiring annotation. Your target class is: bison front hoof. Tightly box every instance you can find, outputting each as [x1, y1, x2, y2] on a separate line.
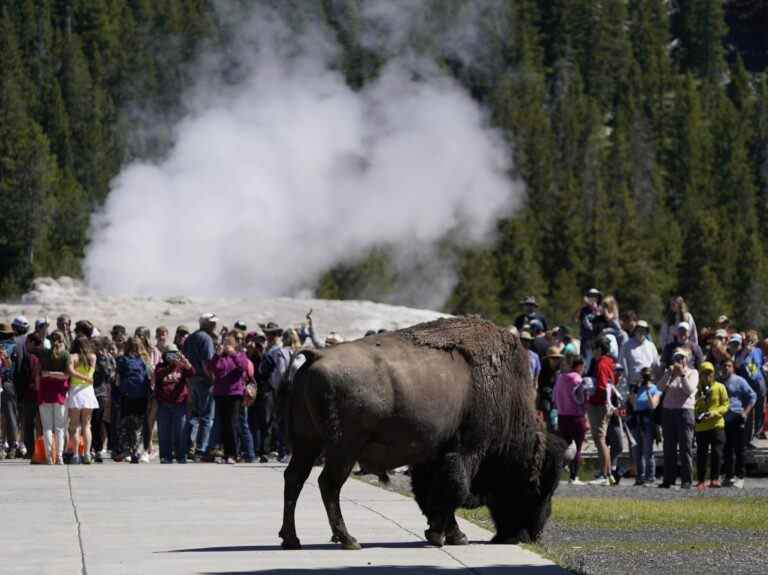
[490, 530, 530, 545]
[425, 529, 446, 547]
[281, 537, 302, 550]
[445, 531, 469, 546]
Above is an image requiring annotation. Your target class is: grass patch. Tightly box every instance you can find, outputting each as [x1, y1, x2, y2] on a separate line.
[458, 497, 768, 533]
[553, 496, 768, 531]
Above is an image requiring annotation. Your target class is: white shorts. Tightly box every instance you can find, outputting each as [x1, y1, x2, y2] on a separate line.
[66, 385, 100, 410]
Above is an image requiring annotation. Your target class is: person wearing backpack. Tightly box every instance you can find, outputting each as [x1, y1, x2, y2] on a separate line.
[38, 331, 71, 464]
[207, 335, 249, 464]
[0, 322, 20, 459]
[116, 337, 151, 464]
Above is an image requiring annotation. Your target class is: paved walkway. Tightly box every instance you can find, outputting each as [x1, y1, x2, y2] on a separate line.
[1, 460, 567, 575]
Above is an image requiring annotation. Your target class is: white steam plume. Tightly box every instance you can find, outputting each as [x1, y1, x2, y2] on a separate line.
[85, 3, 522, 304]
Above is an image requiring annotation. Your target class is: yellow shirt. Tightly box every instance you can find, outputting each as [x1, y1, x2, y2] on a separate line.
[694, 381, 729, 432]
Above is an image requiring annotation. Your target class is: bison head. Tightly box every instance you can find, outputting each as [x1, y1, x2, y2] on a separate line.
[486, 432, 566, 544]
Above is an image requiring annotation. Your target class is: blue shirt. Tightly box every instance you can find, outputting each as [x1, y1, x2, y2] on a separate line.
[182, 330, 215, 376]
[724, 374, 757, 421]
[633, 383, 660, 412]
[528, 350, 541, 383]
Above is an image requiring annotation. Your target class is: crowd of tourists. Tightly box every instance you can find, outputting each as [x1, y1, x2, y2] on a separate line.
[0, 311, 351, 465]
[515, 291, 766, 490]
[2, 295, 766, 492]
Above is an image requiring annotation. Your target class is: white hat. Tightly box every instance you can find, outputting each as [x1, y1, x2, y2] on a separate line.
[199, 313, 218, 327]
[676, 321, 690, 332]
[636, 320, 650, 330]
[714, 329, 728, 339]
[728, 333, 743, 346]
[11, 316, 29, 330]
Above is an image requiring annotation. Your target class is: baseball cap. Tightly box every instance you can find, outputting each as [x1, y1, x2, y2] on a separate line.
[672, 349, 689, 361]
[714, 329, 728, 339]
[700, 362, 715, 374]
[676, 321, 690, 332]
[35, 317, 50, 330]
[519, 331, 534, 341]
[234, 320, 247, 331]
[728, 333, 743, 346]
[636, 320, 650, 330]
[199, 313, 218, 327]
[12, 316, 29, 330]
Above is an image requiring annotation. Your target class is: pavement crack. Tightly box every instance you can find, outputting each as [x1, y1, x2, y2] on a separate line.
[66, 465, 89, 575]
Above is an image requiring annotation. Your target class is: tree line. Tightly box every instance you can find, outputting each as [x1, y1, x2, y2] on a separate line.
[2, 1, 768, 331]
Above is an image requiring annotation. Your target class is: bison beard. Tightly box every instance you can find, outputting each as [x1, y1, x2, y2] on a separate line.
[279, 317, 565, 550]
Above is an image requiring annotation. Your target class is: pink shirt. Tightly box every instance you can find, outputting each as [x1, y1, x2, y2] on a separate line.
[553, 372, 586, 417]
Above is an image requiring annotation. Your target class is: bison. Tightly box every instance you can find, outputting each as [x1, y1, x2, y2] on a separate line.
[279, 317, 565, 550]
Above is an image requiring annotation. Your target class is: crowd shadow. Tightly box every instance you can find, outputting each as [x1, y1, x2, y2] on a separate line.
[198, 566, 569, 575]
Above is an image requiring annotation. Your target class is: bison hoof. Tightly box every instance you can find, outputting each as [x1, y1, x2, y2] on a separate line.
[425, 529, 446, 547]
[281, 537, 302, 550]
[490, 530, 530, 545]
[445, 531, 469, 546]
[341, 539, 362, 550]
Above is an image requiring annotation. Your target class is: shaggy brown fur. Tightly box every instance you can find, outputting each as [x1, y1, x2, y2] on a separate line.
[279, 317, 564, 551]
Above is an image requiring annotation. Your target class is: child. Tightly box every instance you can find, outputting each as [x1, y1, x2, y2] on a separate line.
[116, 337, 150, 464]
[155, 345, 194, 463]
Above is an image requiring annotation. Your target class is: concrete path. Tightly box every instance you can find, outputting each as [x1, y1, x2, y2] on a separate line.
[1, 460, 567, 575]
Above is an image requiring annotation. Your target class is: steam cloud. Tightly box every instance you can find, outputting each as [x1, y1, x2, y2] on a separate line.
[85, 1, 522, 307]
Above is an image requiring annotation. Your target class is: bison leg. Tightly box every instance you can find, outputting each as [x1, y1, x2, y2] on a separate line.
[318, 454, 360, 550]
[280, 440, 322, 550]
[411, 456, 471, 547]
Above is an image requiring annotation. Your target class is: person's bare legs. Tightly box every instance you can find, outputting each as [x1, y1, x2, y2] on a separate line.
[68, 408, 81, 458]
[81, 409, 93, 457]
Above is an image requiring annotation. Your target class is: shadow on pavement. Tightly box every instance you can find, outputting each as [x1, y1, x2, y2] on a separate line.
[198, 567, 567, 575]
[165, 542, 436, 553]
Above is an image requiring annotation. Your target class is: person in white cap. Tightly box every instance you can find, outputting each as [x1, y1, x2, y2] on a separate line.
[661, 322, 703, 370]
[620, 320, 660, 386]
[182, 313, 218, 460]
[659, 296, 698, 348]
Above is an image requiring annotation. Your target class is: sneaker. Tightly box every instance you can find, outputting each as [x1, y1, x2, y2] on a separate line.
[225, 457, 236, 465]
[139, 452, 150, 464]
[242, 457, 256, 463]
[568, 478, 585, 485]
[258, 455, 269, 463]
[695, 482, 707, 492]
[81, 454, 92, 465]
[680, 482, 692, 490]
[130, 453, 140, 464]
[68, 455, 80, 465]
[55, 456, 64, 465]
[722, 478, 735, 487]
[657, 482, 672, 489]
[588, 477, 610, 486]
[160, 458, 172, 464]
[634, 479, 645, 487]
[18, 445, 28, 458]
[610, 471, 621, 486]
[733, 478, 745, 489]
[709, 480, 722, 488]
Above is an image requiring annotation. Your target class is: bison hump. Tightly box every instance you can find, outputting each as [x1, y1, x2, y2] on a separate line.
[398, 316, 517, 371]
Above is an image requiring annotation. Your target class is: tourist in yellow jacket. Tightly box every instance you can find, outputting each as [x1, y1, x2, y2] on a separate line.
[694, 362, 729, 490]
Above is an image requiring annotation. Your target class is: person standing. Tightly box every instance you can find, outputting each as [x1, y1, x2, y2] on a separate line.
[207, 336, 249, 464]
[587, 337, 615, 485]
[661, 322, 704, 370]
[693, 362, 729, 490]
[116, 337, 151, 464]
[255, 323, 291, 462]
[38, 332, 71, 464]
[155, 345, 194, 464]
[657, 349, 698, 489]
[553, 356, 587, 484]
[722, 359, 757, 489]
[627, 367, 661, 485]
[513, 297, 548, 332]
[66, 337, 99, 464]
[538, 347, 563, 432]
[659, 296, 698, 348]
[620, 320, 660, 386]
[734, 331, 765, 448]
[183, 313, 218, 461]
[579, 289, 603, 362]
